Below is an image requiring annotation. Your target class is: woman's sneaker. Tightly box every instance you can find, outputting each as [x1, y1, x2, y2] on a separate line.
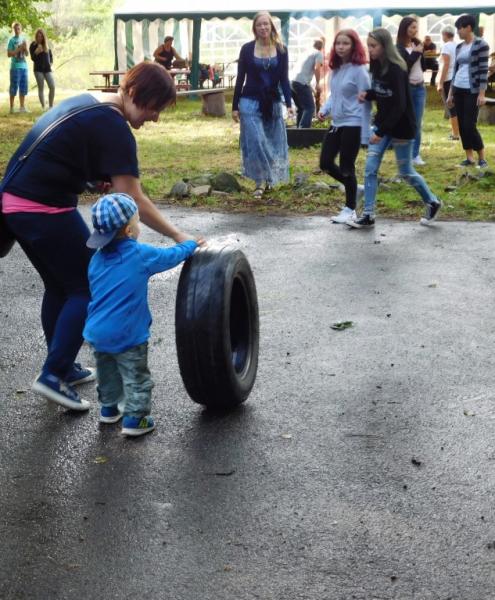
[65, 363, 96, 386]
[121, 415, 155, 437]
[420, 200, 442, 226]
[32, 373, 90, 411]
[331, 207, 356, 224]
[347, 214, 375, 229]
[100, 406, 122, 423]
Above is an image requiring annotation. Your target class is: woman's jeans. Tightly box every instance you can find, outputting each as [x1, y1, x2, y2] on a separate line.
[363, 136, 438, 216]
[94, 343, 154, 418]
[291, 81, 315, 128]
[34, 71, 55, 108]
[452, 87, 484, 151]
[410, 83, 426, 158]
[320, 126, 361, 209]
[5, 209, 93, 379]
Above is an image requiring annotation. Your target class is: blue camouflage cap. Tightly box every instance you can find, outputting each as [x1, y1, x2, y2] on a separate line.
[87, 193, 138, 249]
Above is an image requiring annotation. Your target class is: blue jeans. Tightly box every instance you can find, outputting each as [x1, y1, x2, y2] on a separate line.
[94, 343, 154, 418]
[363, 135, 438, 216]
[5, 209, 93, 379]
[291, 81, 315, 128]
[410, 84, 426, 158]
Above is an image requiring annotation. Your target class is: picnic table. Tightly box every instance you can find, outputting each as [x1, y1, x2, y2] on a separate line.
[89, 68, 191, 92]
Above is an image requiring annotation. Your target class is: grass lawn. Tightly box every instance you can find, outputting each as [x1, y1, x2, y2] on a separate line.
[1, 88, 494, 220]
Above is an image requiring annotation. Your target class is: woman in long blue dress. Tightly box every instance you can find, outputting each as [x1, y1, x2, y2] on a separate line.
[232, 11, 294, 198]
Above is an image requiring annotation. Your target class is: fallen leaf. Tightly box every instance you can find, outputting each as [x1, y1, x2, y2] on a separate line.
[93, 456, 109, 464]
[280, 433, 292, 439]
[463, 409, 476, 417]
[331, 321, 353, 330]
[428, 283, 437, 288]
[411, 458, 422, 467]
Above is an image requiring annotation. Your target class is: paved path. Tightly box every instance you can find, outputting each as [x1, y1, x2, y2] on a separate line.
[1, 207, 494, 599]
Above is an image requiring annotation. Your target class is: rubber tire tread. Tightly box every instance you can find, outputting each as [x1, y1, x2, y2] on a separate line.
[175, 246, 259, 410]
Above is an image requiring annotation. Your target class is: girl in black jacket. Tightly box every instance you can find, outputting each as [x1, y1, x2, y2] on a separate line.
[349, 28, 441, 229]
[29, 28, 54, 109]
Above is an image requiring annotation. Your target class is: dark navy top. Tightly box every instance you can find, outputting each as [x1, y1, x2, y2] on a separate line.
[232, 40, 292, 113]
[4, 95, 139, 207]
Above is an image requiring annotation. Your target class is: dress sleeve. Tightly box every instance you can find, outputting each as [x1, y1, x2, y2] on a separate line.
[279, 48, 292, 108]
[232, 44, 247, 111]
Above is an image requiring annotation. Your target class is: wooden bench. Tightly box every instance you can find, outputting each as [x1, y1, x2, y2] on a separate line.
[479, 97, 495, 125]
[176, 87, 227, 117]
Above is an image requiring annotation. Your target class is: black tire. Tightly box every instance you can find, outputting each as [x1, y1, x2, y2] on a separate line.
[175, 246, 259, 410]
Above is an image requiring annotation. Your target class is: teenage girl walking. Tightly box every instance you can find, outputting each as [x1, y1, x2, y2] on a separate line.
[318, 29, 370, 224]
[348, 28, 441, 229]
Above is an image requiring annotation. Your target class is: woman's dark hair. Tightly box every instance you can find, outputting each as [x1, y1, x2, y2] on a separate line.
[121, 62, 176, 111]
[164, 36, 174, 43]
[397, 16, 420, 46]
[454, 14, 476, 31]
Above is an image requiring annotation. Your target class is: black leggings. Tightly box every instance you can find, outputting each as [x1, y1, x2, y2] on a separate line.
[319, 125, 361, 210]
[452, 87, 484, 152]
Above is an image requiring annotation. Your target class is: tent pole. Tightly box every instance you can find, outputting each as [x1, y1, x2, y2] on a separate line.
[190, 17, 202, 91]
[281, 15, 290, 46]
[113, 15, 119, 84]
[372, 12, 382, 29]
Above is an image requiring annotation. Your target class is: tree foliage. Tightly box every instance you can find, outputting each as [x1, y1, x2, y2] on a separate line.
[0, 0, 51, 30]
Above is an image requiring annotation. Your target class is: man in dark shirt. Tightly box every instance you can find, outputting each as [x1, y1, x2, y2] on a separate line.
[153, 36, 186, 70]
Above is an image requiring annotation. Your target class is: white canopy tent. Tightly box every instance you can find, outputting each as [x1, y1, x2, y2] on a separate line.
[114, 0, 495, 87]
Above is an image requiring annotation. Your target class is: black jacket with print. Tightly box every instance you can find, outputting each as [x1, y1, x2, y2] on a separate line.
[365, 61, 416, 139]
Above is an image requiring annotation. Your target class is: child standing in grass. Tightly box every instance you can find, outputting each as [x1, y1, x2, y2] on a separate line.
[83, 193, 203, 437]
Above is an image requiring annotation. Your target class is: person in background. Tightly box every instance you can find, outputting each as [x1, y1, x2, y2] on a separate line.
[153, 36, 186, 71]
[396, 16, 426, 166]
[29, 28, 55, 110]
[447, 14, 489, 168]
[7, 22, 29, 114]
[437, 25, 460, 140]
[291, 39, 324, 128]
[318, 29, 370, 224]
[83, 194, 203, 437]
[348, 28, 441, 230]
[423, 35, 439, 86]
[2, 62, 202, 412]
[232, 11, 294, 198]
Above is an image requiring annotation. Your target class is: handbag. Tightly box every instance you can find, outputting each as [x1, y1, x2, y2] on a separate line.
[0, 94, 113, 258]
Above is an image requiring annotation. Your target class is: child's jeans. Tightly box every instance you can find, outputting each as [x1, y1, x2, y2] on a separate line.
[94, 342, 154, 418]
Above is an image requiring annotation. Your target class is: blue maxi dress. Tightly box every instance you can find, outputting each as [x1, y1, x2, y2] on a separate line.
[238, 56, 289, 187]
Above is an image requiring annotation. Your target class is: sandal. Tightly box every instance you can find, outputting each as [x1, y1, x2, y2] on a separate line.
[253, 187, 264, 198]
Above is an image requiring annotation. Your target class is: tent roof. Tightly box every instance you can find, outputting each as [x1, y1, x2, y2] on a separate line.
[115, 0, 495, 20]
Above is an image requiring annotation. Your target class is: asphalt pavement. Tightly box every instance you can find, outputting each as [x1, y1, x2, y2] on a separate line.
[1, 206, 494, 600]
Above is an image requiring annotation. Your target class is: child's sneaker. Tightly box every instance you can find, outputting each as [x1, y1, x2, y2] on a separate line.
[65, 363, 96, 386]
[100, 406, 122, 423]
[32, 373, 90, 411]
[331, 207, 356, 224]
[121, 415, 155, 437]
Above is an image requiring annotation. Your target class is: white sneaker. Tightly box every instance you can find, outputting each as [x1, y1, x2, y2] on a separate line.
[18, 106, 30, 113]
[412, 155, 426, 166]
[331, 206, 356, 224]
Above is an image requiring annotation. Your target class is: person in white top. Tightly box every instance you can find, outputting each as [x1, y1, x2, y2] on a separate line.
[396, 17, 427, 166]
[437, 26, 460, 140]
[446, 14, 489, 168]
